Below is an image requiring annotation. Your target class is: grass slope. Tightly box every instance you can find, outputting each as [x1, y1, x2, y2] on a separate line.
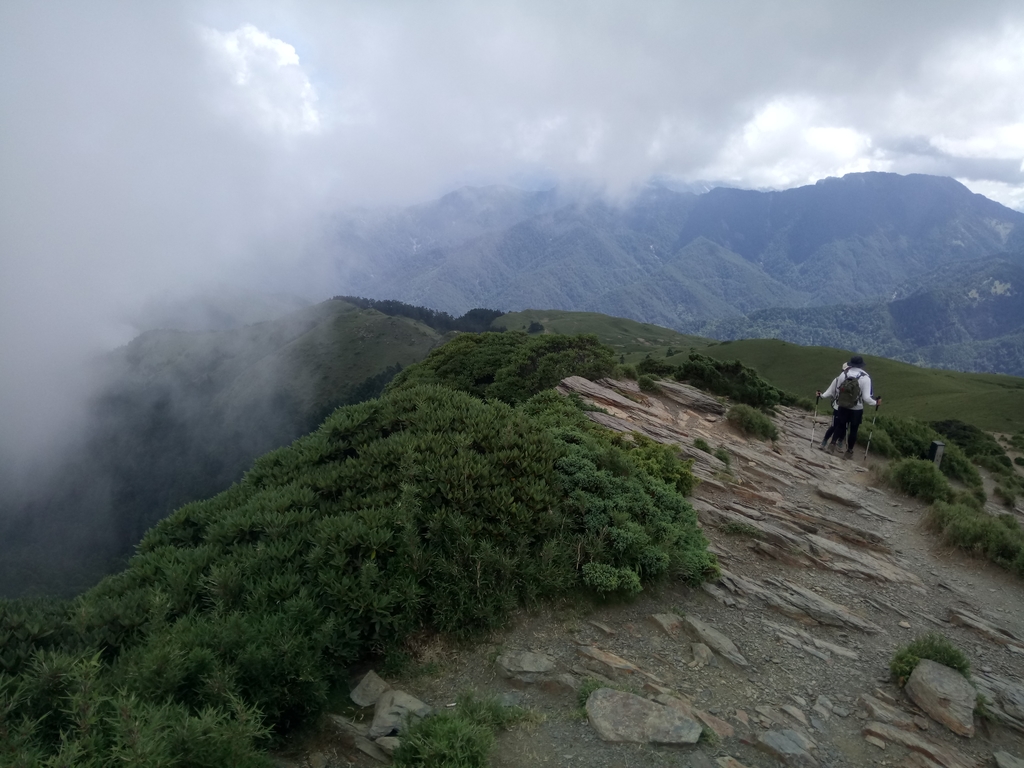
[495, 311, 1024, 433]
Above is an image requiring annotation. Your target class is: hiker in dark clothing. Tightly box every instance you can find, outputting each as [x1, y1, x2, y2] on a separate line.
[818, 362, 848, 450]
[817, 355, 879, 459]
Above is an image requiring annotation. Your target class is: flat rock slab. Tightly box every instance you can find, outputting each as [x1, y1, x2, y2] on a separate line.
[756, 729, 819, 767]
[815, 484, 863, 508]
[496, 650, 556, 682]
[368, 690, 432, 739]
[586, 688, 702, 745]
[861, 721, 979, 768]
[905, 659, 976, 737]
[857, 693, 917, 729]
[350, 670, 391, 708]
[577, 645, 658, 682]
[995, 752, 1024, 768]
[681, 615, 749, 667]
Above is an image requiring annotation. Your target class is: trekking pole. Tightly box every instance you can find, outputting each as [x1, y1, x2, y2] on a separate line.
[809, 393, 821, 447]
[863, 398, 881, 461]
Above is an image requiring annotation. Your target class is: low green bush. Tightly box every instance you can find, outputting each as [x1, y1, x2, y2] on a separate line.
[693, 438, 711, 453]
[726, 405, 779, 441]
[388, 332, 616, 405]
[891, 634, 970, 686]
[393, 694, 534, 768]
[1015, 457, 1024, 467]
[0, 374, 716, 764]
[928, 501, 1024, 577]
[636, 352, 796, 410]
[883, 459, 953, 503]
[617, 364, 638, 380]
[859, 415, 981, 489]
[637, 374, 661, 394]
[713, 447, 731, 467]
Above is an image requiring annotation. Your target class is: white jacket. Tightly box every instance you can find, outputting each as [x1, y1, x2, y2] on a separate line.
[820, 367, 876, 411]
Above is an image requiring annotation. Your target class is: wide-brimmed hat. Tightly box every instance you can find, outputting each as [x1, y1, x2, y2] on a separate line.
[849, 355, 864, 367]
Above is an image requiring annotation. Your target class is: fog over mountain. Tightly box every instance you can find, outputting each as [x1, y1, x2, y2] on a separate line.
[4, 1, 1024, 495]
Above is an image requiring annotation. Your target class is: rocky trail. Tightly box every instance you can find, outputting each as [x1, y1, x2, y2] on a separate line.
[276, 377, 1024, 768]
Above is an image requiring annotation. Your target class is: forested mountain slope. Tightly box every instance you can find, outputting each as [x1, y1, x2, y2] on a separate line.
[0, 300, 453, 598]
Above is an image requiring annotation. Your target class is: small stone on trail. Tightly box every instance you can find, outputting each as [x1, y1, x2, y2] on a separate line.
[756, 729, 819, 767]
[651, 613, 684, 636]
[994, 752, 1024, 768]
[368, 690, 432, 739]
[374, 737, 400, 756]
[791, 694, 807, 707]
[350, 670, 391, 708]
[681, 615, 750, 668]
[692, 643, 715, 666]
[781, 704, 808, 726]
[864, 735, 886, 749]
[309, 753, 328, 768]
[495, 650, 556, 682]
[577, 645, 659, 682]
[899, 620, 912, 628]
[589, 620, 616, 635]
[354, 736, 390, 763]
[717, 757, 752, 768]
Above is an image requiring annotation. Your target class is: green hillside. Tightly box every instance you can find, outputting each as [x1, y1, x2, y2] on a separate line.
[0, 333, 713, 766]
[495, 310, 1024, 433]
[0, 300, 449, 599]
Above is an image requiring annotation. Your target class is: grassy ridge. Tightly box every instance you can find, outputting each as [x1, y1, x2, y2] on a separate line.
[496, 311, 1024, 433]
[0, 333, 714, 766]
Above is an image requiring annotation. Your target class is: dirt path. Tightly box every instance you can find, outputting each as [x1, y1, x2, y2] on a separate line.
[278, 378, 1024, 768]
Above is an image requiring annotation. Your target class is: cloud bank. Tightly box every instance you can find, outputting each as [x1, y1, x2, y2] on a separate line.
[2, 0, 1024, 472]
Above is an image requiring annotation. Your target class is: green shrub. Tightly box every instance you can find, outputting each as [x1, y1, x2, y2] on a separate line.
[693, 438, 711, 453]
[636, 352, 795, 410]
[891, 634, 970, 686]
[1015, 457, 1024, 467]
[928, 501, 1024, 577]
[637, 374, 661, 394]
[722, 522, 759, 537]
[726, 405, 779, 441]
[2, 379, 715, 764]
[860, 415, 982, 489]
[387, 332, 616, 405]
[713, 447, 731, 467]
[883, 459, 953, 503]
[618, 364, 638, 380]
[393, 694, 535, 768]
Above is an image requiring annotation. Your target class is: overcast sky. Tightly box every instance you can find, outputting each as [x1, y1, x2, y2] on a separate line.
[3, 0, 1024, 466]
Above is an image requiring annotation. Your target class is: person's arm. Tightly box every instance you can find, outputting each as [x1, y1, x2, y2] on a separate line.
[818, 376, 839, 399]
[860, 375, 877, 407]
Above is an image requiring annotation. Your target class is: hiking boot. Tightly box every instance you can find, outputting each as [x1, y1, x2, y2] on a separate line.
[843, 449, 855, 460]
[826, 443, 836, 454]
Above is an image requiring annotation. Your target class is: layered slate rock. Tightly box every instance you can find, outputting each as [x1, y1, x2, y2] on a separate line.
[368, 690, 432, 738]
[495, 650, 556, 683]
[755, 729, 819, 767]
[586, 688, 702, 744]
[861, 722, 979, 768]
[680, 615, 749, 667]
[905, 659, 976, 737]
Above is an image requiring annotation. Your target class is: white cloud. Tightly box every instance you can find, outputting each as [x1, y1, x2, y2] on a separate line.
[201, 23, 320, 135]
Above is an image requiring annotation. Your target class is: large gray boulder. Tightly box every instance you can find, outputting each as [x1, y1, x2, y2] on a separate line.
[905, 659, 976, 737]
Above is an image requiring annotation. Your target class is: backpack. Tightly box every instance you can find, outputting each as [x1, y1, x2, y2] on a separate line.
[835, 372, 864, 409]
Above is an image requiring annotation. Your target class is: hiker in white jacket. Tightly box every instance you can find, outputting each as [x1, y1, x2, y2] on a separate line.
[816, 355, 879, 459]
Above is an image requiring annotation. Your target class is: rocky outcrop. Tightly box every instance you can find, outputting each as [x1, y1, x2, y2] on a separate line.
[905, 660, 976, 737]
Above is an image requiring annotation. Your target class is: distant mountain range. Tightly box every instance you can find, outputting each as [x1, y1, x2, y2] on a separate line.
[335, 172, 1024, 373]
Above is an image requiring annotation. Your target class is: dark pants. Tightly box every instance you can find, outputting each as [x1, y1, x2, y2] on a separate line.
[822, 410, 845, 445]
[831, 407, 864, 451]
